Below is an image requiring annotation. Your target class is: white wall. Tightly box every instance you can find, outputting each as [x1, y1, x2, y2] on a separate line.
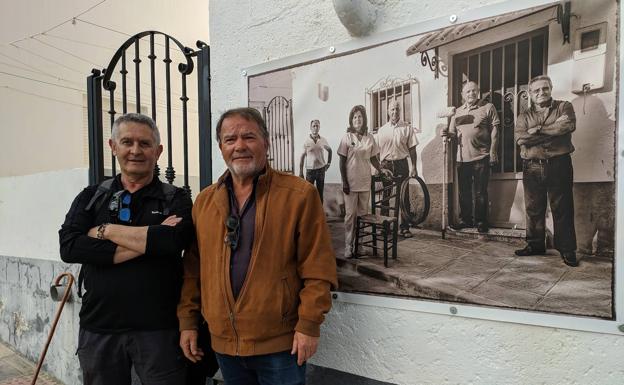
[0, 0, 208, 177]
[210, 0, 624, 384]
[0, 0, 209, 261]
[0, 169, 87, 261]
[289, 39, 442, 184]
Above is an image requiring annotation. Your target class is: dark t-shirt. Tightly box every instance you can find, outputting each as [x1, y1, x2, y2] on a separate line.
[225, 177, 256, 299]
[59, 175, 194, 333]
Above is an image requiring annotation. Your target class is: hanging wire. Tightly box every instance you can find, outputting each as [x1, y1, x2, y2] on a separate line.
[40, 33, 119, 51]
[10, 43, 86, 74]
[6, 0, 108, 45]
[0, 71, 83, 92]
[0, 60, 84, 88]
[0, 50, 60, 78]
[31, 36, 103, 67]
[1, 86, 84, 107]
[7, 39, 189, 101]
[74, 18, 178, 52]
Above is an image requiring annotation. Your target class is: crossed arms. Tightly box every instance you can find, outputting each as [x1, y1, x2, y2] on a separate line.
[59, 187, 193, 265]
[515, 102, 576, 147]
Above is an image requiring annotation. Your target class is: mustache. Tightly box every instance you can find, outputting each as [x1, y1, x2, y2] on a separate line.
[231, 150, 254, 159]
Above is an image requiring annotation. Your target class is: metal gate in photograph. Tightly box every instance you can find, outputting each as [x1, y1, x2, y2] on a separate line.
[264, 96, 294, 173]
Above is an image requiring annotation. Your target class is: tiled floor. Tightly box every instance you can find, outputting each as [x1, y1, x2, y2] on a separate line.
[333, 223, 613, 318]
[0, 343, 62, 385]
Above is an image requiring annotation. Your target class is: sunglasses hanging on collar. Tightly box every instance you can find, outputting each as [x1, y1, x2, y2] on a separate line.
[109, 190, 132, 223]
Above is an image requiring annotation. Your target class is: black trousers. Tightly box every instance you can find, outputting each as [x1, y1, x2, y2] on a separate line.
[381, 158, 410, 230]
[522, 153, 577, 252]
[77, 328, 186, 385]
[457, 156, 490, 226]
[305, 167, 326, 202]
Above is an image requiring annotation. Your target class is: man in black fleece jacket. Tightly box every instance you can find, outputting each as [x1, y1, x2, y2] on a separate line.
[59, 113, 194, 385]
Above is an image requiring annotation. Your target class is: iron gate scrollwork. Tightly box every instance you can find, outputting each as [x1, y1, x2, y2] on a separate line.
[87, 31, 212, 192]
[264, 96, 294, 173]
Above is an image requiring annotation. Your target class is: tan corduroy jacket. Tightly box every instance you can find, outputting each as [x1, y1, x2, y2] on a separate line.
[177, 167, 338, 356]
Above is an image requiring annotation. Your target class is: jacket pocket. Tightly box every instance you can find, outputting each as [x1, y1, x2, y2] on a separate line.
[281, 276, 291, 320]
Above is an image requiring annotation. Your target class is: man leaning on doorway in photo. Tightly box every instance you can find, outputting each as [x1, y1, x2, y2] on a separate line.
[443, 81, 500, 234]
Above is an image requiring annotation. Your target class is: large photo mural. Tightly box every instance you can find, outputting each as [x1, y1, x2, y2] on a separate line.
[248, 0, 617, 319]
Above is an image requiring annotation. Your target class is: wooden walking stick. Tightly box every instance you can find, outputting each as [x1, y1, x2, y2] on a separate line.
[31, 272, 75, 385]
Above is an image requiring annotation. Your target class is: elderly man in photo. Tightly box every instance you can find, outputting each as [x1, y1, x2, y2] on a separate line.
[59, 113, 194, 384]
[443, 81, 500, 233]
[375, 99, 419, 237]
[514, 75, 578, 267]
[299, 119, 332, 202]
[177, 107, 338, 385]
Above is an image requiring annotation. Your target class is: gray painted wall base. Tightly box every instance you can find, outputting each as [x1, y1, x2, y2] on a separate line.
[1, 255, 391, 385]
[0, 255, 81, 385]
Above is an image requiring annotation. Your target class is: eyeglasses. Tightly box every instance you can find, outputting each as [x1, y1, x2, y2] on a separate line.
[224, 215, 240, 251]
[109, 190, 132, 223]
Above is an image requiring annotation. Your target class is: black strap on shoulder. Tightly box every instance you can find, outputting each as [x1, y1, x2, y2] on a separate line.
[84, 178, 115, 212]
[161, 182, 178, 216]
[78, 180, 179, 298]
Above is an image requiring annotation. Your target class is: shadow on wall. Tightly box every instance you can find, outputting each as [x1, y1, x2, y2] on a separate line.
[571, 92, 616, 257]
[418, 123, 450, 230]
[420, 123, 448, 184]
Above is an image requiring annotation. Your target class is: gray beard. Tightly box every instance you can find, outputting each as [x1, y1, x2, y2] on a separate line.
[227, 160, 262, 180]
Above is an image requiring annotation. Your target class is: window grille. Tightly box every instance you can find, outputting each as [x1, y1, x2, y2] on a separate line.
[452, 28, 548, 177]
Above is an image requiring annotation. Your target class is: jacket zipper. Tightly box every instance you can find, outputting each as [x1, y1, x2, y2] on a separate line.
[229, 311, 239, 355]
[222, 238, 240, 355]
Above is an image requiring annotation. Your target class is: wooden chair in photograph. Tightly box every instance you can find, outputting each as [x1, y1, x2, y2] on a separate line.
[354, 175, 401, 267]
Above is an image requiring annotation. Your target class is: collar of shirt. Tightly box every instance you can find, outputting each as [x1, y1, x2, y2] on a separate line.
[462, 103, 478, 111]
[113, 173, 163, 199]
[530, 98, 555, 112]
[224, 169, 263, 216]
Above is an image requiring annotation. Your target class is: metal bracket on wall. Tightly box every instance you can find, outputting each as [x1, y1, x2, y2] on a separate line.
[557, 1, 571, 44]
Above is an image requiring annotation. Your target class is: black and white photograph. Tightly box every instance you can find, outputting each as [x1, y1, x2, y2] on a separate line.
[248, 0, 617, 319]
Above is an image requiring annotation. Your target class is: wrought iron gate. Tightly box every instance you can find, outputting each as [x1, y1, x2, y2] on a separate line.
[87, 31, 212, 192]
[264, 96, 294, 173]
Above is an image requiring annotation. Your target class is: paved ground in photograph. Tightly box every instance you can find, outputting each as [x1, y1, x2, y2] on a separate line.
[0, 342, 62, 385]
[329, 220, 613, 318]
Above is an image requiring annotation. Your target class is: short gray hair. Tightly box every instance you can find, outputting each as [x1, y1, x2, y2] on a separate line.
[111, 113, 161, 145]
[529, 75, 553, 89]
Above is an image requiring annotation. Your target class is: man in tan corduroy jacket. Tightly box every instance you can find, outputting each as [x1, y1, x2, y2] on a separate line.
[177, 107, 338, 385]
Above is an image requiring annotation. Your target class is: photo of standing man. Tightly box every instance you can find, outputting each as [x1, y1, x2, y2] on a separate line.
[375, 100, 419, 238]
[444, 81, 500, 233]
[299, 119, 332, 202]
[514, 75, 578, 267]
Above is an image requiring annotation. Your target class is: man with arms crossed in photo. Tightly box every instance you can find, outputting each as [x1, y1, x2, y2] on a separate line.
[514, 75, 578, 267]
[178, 107, 338, 384]
[59, 113, 194, 384]
[299, 119, 332, 202]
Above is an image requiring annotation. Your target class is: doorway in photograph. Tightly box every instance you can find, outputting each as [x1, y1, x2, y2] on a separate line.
[452, 28, 548, 229]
